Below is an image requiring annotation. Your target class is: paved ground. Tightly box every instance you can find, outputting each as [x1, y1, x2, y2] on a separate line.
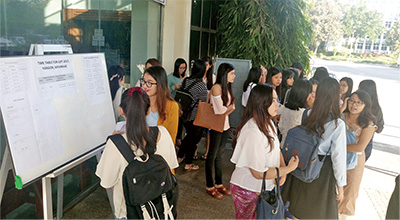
[62, 135, 399, 219]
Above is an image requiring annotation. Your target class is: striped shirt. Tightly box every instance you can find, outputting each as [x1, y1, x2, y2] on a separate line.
[181, 77, 207, 121]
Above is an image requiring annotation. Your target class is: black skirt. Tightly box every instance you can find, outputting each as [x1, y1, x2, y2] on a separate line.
[281, 156, 339, 219]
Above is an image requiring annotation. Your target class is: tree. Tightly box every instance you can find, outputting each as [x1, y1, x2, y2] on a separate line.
[310, 0, 343, 54]
[386, 21, 400, 54]
[342, 4, 385, 52]
[217, 0, 312, 69]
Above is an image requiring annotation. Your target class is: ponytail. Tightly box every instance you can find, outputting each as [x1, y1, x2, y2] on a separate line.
[120, 87, 156, 154]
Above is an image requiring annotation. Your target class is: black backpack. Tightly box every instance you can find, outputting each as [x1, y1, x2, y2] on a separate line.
[108, 127, 178, 219]
[174, 79, 197, 122]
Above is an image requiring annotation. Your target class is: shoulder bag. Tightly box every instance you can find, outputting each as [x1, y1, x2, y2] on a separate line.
[256, 167, 284, 219]
[193, 95, 225, 133]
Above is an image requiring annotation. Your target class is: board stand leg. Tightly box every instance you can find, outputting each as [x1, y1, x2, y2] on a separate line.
[0, 147, 12, 210]
[42, 177, 53, 220]
[57, 174, 64, 219]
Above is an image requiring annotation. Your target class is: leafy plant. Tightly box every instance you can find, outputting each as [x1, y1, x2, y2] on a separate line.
[217, 0, 312, 70]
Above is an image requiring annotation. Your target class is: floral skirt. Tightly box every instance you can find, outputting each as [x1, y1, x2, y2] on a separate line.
[230, 183, 259, 219]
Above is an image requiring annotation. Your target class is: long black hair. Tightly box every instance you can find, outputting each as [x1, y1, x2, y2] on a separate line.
[202, 56, 214, 90]
[285, 79, 312, 111]
[233, 84, 276, 151]
[216, 63, 236, 106]
[340, 77, 353, 98]
[120, 87, 156, 154]
[172, 58, 187, 78]
[358, 79, 384, 132]
[243, 67, 262, 92]
[303, 77, 341, 137]
[108, 65, 125, 100]
[189, 59, 207, 79]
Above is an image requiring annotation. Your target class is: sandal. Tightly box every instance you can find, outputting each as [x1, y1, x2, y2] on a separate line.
[201, 154, 207, 160]
[206, 187, 223, 199]
[215, 185, 231, 195]
[184, 164, 199, 171]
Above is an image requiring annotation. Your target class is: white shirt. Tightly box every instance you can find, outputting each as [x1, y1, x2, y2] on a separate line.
[230, 118, 281, 192]
[278, 106, 305, 148]
[95, 126, 178, 218]
[241, 82, 256, 107]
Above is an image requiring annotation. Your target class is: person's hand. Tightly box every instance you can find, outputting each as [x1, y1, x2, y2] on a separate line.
[336, 186, 344, 201]
[287, 155, 299, 171]
[174, 83, 182, 90]
[340, 97, 349, 113]
[112, 130, 124, 135]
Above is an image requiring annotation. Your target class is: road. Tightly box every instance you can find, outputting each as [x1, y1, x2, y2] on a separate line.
[312, 58, 400, 152]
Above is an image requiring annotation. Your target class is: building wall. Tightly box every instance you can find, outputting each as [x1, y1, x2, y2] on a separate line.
[161, 0, 192, 74]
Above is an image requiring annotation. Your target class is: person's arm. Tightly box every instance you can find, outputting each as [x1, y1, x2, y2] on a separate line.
[347, 126, 376, 152]
[330, 121, 347, 187]
[249, 155, 298, 180]
[210, 84, 231, 115]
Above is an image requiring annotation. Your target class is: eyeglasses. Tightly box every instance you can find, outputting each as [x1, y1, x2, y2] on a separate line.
[179, 67, 186, 70]
[140, 78, 157, 88]
[348, 99, 364, 106]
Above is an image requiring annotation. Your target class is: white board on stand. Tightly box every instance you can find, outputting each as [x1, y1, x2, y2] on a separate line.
[0, 53, 115, 185]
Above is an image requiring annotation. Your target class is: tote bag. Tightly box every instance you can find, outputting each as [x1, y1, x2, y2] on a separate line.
[256, 168, 284, 219]
[193, 101, 225, 133]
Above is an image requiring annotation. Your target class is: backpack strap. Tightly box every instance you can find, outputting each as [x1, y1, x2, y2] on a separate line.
[107, 134, 135, 163]
[301, 108, 310, 124]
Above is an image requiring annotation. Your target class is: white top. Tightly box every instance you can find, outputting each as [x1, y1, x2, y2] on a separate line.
[112, 86, 123, 122]
[210, 94, 232, 131]
[241, 82, 256, 107]
[95, 126, 179, 218]
[230, 118, 281, 192]
[278, 106, 306, 148]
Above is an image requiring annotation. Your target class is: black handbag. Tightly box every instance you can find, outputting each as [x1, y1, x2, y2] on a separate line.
[256, 167, 284, 219]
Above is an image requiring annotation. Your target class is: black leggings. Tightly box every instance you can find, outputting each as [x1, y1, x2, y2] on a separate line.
[205, 129, 229, 188]
[177, 120, 204, 164]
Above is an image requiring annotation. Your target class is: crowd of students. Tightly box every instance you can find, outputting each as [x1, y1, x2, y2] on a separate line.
[100, 58, 384, 219]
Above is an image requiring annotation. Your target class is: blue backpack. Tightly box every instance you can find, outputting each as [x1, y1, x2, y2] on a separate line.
[281, 109, 332, 183]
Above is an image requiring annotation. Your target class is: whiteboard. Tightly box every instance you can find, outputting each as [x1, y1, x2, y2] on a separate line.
[0, 53, 115, 185]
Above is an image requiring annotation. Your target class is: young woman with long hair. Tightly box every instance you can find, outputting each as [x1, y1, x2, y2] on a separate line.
[168, 58, 187, 98]
[278, 79, 313, 147]
[205, 63, 236, 199]
[140, 66, 179, 144]
[176, 60, 208, 171]
[241, 67, 263, 107]
[266, 67, 283, 101]
[96, 87, 178, 219]
[358, 79, 384, 161]
[281, 77, 347, 219]
[280, 69, 295, 104]
[230, 84, 299, 219]
[338, 90, 377, 218]
[108, 65, 125, 122]
[340, 77, 353, 103]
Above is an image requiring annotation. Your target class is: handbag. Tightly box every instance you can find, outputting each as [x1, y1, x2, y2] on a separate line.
[193, 98, 225, 133]
[256, 167, 284, 219]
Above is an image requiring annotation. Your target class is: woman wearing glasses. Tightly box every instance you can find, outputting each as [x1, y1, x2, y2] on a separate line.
[140, 66, 179, 145]
[338, 90, 377, 219]
[168, 58, 187, 98]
